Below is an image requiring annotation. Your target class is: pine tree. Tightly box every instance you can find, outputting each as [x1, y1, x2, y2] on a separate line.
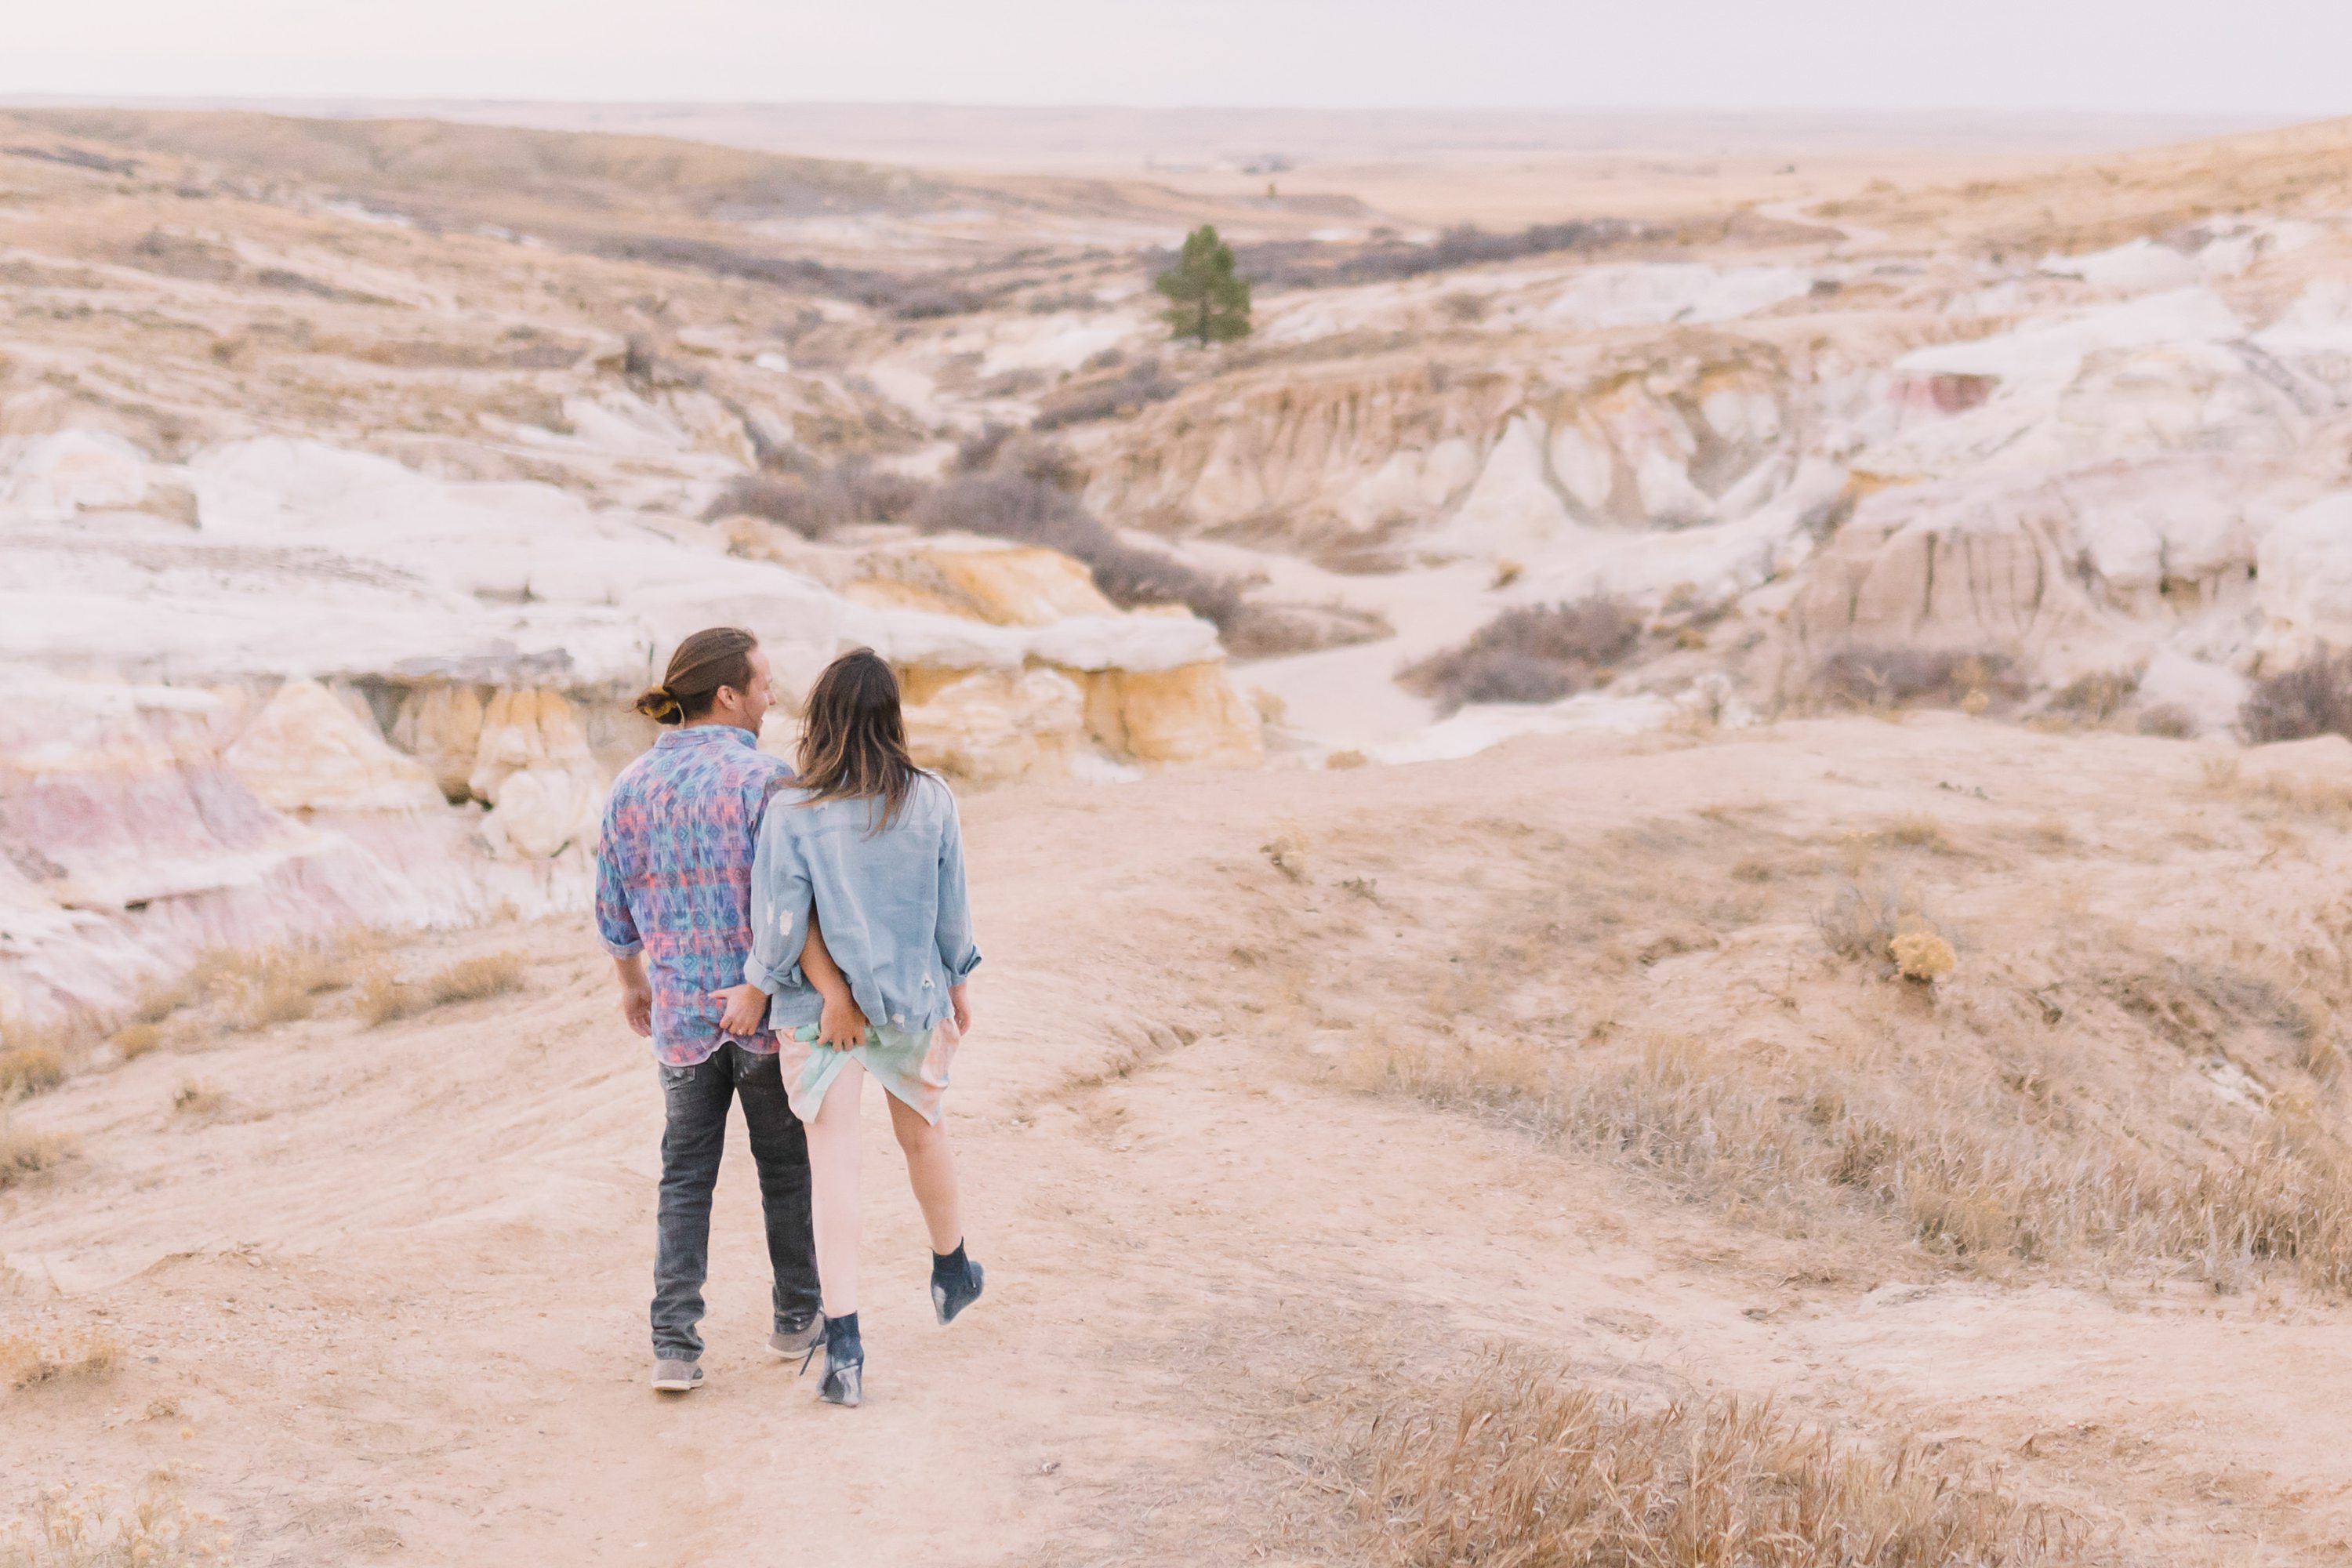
[1155, 225, 1252, 347]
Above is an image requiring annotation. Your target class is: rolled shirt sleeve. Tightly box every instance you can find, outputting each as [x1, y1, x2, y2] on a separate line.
[592, 798, 643, 958]
[743, 801, 815, 995]
[935, 794, 983, 982]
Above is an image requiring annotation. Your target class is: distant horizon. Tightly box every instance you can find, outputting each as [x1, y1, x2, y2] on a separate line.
[11, 2, 2350, 121]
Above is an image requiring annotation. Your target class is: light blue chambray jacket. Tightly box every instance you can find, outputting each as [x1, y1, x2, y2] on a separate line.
[743, 771, 982, 1033]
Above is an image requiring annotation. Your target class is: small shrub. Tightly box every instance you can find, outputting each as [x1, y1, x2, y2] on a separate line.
[0, 1045, 65, 1097]
[1813, 644, 2015, 712]
[2, 1327, 122, 1390]
[1891, 930, 1958, 982]
[707, 457, 927, 540]
[2137, 702, 2197, 739]
[1817, 880, 1948, 978]
[111, 1024, 165, 1062]
[0, 1112, 73, 1190]
[2241, 651, 2352, 744]
[1029, 358, 1180, 430]
[172, 1081, 223, 1117]
[1401, 597, 1642, 715]
[353, 966, 419, 1029]
[2049, 667, 2140, 722]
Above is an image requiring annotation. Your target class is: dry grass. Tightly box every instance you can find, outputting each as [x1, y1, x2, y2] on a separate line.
[1816, 879, 1953, 978]
[190, 942, 357, 1032]
[170, 1081, 224, 1118]
[109, 1025, 165, 1062]
[0, 1111, 74, 1191]
[1811, 644, 2019, 713]
[0, 1045, 67, 1097]
[1351, 1348, 2078, 1566]
[356, 951, 528, 1028]
[0, 1480, 233, 1568]
[1, 1327, 122, 1392]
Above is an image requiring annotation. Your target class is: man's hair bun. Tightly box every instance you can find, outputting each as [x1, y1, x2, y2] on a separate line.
[634, 684, 685, 724]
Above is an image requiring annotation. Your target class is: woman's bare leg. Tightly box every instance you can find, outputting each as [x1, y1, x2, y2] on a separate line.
[887, 1092, 963, 1254]
[805, 1061, 865, 1318]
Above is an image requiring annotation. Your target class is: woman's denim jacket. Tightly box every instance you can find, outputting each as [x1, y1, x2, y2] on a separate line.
[743, 772, 981, 1033]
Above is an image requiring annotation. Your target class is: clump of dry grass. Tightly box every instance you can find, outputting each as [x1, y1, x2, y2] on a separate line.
[1353, 1348, 2076, 1567]
[1, 1327, 122, 1391]
[0, 1111, 74, 1191]
[1817, 880, 1954, 979]
[0, 1480, 233, 1568]
[109, 1025, 166, 1062]
[2048, 668, 2140, 724]
[191, 942, 355, 1032]
[355, 951, 528, 1028]
[170, 1081, 223, 1118]
[0, 1045, 66, 1097]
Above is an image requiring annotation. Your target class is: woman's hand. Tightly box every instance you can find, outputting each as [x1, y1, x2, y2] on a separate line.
[710, 983, 770, 1038]
[949, 982, 973, 1039]
[817, 991, 868, 1051]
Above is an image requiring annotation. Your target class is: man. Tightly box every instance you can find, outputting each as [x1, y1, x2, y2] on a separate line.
[594, 626, 862, 1393]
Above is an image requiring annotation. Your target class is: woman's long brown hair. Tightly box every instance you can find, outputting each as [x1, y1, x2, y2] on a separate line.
[795, 648, 921, 830]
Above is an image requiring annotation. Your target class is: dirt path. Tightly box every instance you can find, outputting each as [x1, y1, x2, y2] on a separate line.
[9, 719, 2352, 1564]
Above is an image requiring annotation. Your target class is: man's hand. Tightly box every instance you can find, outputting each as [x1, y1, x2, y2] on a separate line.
[817, 990, 868, 1051]
[710, 982, 770, 1038]
[615, 955, 653, 1038]
[949, 982, 973, 1039]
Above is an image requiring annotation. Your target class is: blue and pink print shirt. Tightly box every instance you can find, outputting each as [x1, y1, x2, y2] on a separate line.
[593, 724, 793, 1065]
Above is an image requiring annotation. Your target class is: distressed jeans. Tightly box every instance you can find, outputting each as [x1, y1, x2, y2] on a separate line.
[652, 1043, 821, 1362]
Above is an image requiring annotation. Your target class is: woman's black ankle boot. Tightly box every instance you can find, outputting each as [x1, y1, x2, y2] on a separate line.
[815, 1312, 862, 1406]
[931, 1242, 985, 1326]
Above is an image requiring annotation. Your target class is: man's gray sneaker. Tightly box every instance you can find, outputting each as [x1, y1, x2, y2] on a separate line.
[767, 1314, 825, 1359]
[652, 1358, 703, 1393]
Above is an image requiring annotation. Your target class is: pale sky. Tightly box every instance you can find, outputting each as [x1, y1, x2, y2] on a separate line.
[5, 0, 2347, 116]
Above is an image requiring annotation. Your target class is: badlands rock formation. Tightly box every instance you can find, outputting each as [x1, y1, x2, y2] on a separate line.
[8, 105, 2352, 1016]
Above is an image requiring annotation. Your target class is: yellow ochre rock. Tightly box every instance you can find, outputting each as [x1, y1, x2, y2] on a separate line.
[224, 678, 442, 812]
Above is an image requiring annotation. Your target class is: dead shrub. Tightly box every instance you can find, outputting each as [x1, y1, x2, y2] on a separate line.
[2, 1327, 122, 1390]
[171, 1080, 224, 1117]
[2241, 650, 2352, 744]
[110, 1024, 165, 1062]
[1400, 597, 1642, 715]
[912, 471, 1244, 629]
[0, 1479, 233, 1566]
[0, 1112, 74, 1190]
[426, 952, 528, 1007]
[0, 1045, 66, 1097]
[2048, 668, 2140, 723]
[190, 942, 352, 1032]
[356, 951, 528, 1027]
[1816, 880, 1950, 978]
[1353, 1348, 2075, 1567]
[1812, 644, 2016, 712]
[706, 457, 926, 539]
[1029, 358, 1180, 430]
[2136, 702, 2197, 739]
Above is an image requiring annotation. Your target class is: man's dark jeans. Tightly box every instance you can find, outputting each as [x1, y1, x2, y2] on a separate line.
[652, 1043, 820, 1362]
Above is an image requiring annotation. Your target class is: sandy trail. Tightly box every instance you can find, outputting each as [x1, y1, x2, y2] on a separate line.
[9, 717, 2352, 1564]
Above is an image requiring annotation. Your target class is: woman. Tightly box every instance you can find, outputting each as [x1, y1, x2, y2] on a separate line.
[715, 648, 985, 1407]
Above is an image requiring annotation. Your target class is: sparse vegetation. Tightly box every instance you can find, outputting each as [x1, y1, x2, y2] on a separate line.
[0, 1479, 232, 1568]
[1813, 644, 2017, 713]
[0, 1045, 66, 1097]
[1352, 1348, 2075, 1567]
[171, 1081, 224, 1118]
[1400, 597, 1642, 714]
[190, 942, 355, 1033]
[2241, 649, 2352, 743]
[2, 1327, 122, 1391]
[706, 455, 926, 538]
[2048, 667, 2140, 723]
[109, 1025, 165, 1062]
[0, 1111, 72, 1191]
[1029, 358, 1181, 430]
[355, 952, 528, 1028]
